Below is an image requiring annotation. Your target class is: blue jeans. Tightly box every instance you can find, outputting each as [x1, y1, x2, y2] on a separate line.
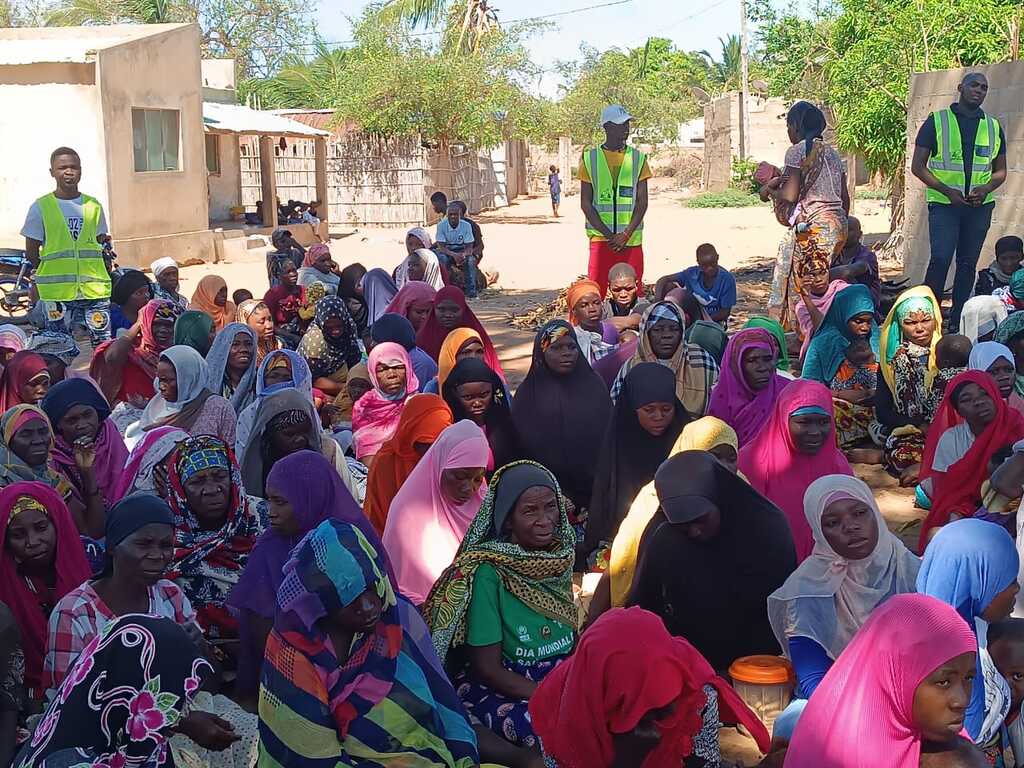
[438, 250, 479, 298]
[922, 202, 994, 329]
[43, 298, 111, 345]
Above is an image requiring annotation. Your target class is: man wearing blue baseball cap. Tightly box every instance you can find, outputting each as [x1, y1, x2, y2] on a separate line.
[579, 105, 651, 296]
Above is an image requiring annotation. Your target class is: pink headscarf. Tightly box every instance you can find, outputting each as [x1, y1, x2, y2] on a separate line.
[786, 593, 976, 768]
[737, 380, 853, 561]
[382, 420, 489, 604]
[795, 279, 850, 358]
[385, 282, 437, 323]
[303, 242, 330, 268]
[352, 342, 420, 460]
[707, 328, 791, 446]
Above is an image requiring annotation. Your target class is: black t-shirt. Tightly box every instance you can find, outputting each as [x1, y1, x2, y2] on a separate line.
[915, 102, 1007, 195]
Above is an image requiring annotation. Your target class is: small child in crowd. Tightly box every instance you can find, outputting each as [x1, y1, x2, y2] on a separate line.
[232, 288, 253, 305]
[925, 334, 973, 416]
[976, 235, 1024, 296]
[977, 444, 1021, 531]
[832, 338, 878, 395]
[988, 618, 1024, 767]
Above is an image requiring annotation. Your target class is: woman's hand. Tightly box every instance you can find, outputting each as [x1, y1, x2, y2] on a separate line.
[759, 176, 784, 201]
[899, 462, 921, 487]
[73, 437, 97, 471]
[176, 711, 240, 751]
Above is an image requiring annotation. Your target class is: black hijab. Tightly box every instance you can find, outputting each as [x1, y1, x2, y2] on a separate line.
[339, 263, 369, 332]
[111, 269, 152, 308]
[442, 357, 520, 470]
[627, 451, 797, 670]
[511, 320, 612, 514]
[581, 362, 688, 564]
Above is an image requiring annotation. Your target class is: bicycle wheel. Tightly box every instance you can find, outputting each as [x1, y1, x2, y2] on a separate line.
[0, 279, 32, 321]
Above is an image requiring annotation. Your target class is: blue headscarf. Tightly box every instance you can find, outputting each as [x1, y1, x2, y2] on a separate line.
[801, 284, 879, 384]
[917, 518, 1019, 739]
[255, 348, 312, 402]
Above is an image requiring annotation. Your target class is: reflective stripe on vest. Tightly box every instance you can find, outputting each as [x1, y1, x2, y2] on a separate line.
[36, 193, 111, 302]
[584, 146, 645, 246]
[926, 108, 1000, 205]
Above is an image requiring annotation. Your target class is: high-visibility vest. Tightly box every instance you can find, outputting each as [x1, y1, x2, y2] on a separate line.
[926, 108, 1001, 205]
[583, 146, 646, 245]
[36, 192, 111, 302]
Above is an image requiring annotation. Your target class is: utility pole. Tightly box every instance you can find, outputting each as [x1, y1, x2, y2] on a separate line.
[739, 0, 751, 159]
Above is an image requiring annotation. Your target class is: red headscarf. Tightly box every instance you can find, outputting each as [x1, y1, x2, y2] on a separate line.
[385, 282, 437, 329]
[918, 369, 1024, 550]
[0, 351, 48, 412]
[90, 299, 179, 404]
[529, 607, 770, 767]
[415, 286, 505, 380]
[737, 380, 853, 561]
[0, 481, 91, 696]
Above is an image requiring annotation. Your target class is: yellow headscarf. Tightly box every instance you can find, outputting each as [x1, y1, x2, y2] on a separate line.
[437, 328, 483, 391]
[878, 285, 942, 394]
[607, 416, 739, 606]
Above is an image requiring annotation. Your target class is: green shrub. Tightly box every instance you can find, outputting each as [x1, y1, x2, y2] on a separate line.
[684, 189, 766, 208]
[855, 187, 889, 200]
[730, 157, 760, 194]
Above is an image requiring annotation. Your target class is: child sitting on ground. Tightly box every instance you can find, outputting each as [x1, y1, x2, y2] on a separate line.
[988, 618, 1024, 767]
[925, 334, 973, 418]
[977, 235, 1024, 296]
[977, 445, 1021, 532]
[832, 338, 878, 399]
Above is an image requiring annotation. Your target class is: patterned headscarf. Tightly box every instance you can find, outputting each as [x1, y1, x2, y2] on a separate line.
[297, 296, 362, 379]
[423, 460, 576, 666]
[26, 331, 79, 367]
[0, 404, 71, 494]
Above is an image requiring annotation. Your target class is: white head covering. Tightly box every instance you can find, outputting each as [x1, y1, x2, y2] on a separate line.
[969, 340, 1015, 373]
[767, 474, 921, 660]
[395, 247, 445, 290]
[150, 257, 178, 277]
[960, 295, 1009, 343]
[126, 345, 211, 445]
[406, 226, 433, 250]
[122, 427, 188, 495]
[204, 322, 258, 413]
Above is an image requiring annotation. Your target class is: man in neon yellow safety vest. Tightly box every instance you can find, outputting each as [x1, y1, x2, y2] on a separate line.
[580, 105, 650, 297]
[22, 147, 113, 346]
[912, 72, 1007, 332]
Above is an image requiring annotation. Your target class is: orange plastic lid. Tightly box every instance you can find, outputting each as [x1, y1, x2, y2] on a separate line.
[729, 655, 794, 685]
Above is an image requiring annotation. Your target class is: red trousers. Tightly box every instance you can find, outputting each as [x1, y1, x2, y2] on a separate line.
[587, 241, 644, 296]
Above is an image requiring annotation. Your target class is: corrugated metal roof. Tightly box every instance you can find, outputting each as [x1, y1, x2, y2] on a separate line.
[202, 102, 330, 138]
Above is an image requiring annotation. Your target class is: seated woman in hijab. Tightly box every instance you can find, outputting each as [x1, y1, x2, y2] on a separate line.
[174, 309, 216, 357]
[745, 315, 793, 374]
[0, 326, 27, 367]
[296, 242, 341, 295]
[239, 388, 355, 500]
[567, 278, 619, 365]
[416, 287, 505, 375]
[875, 286, 943, 484]
[396, 247, 446, 291]
[127, 345, 236, 449]
[92, 298, 180, 412]
[383, 420, 489, 605]
[531, 607, 770, 768]
[27, 332, 79, 384]
[17, 615, 214, 768]
[424, 327, 508, 397]
[793, 257, 850, 363]
[352, 342, 418, 467]
[297, 295, 363, 403]
[589, 417, 740, 622]
[783, 593, 978, 768]
[766, 474, 920, 741]
[628, 451, 796, 671]
[917, 371, 1024, 549]
[611, 301, 720, 418]
[151, 256, 188, 311]
[363, 394, 452, 534]
[424, 461, 577, 765]
[970, 340, 1024, 419]
[205, 323, 258, 414]
[41, 378, 129, 515]
[263, 258, 309, 348]
[738, 380, 854, 562]
[708, 326, 791, 447]
[581, 363, 688, 570]
[258, 518, 478, 768]
[189, 274, 236, 333]
[228, 450, 387, 705]
[0, 481, 91, 703]
[385, 281, 437, 333]
[995, 311, 1024, 404]
[166, 435, 265, 646]
[961, 294, 1008, 344]
[359, 267, 400, 328]
[370, 313, 437, 390]
[800, 283, 880, 449]
[235, 299, 282, 367]
[512, 320, 611, 537]
[109, 269, 152, 337]
[0, 405, 104, 537]
[235, 349, 312, 455]
[917, 520, 1019, 748]
[110, 426, 187, 503]
[443, 358, 518, 467]
[0, 352, 50, 412]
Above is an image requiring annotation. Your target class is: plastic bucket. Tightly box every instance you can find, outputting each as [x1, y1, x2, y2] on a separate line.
[728, 655, 794, 734]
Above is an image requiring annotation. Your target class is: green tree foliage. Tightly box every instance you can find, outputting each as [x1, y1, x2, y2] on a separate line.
[555, 38, 712, 145]
[247, 8, 552, 147]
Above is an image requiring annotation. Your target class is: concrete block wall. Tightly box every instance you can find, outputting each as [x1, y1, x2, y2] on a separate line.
[903, 61, 1024, 282]
[702, 94, 793, 192]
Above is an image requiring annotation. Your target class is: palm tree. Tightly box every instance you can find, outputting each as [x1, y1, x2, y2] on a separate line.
[698, 34, 742, 93]
[45, 0, 183, 25]
[380, 0, 499, 54]
[247, 42, 348, 109]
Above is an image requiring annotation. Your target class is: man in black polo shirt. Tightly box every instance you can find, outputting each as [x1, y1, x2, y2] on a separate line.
[912, 72, 1007, 330]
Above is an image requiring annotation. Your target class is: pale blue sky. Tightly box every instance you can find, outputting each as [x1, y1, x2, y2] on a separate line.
[314, 0, 745, 96]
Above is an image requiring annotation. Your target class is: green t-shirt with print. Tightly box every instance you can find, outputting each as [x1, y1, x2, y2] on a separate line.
[466, 563, 575, 663]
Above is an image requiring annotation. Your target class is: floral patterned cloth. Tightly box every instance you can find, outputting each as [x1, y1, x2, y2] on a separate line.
[15, 614, 210, 768]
